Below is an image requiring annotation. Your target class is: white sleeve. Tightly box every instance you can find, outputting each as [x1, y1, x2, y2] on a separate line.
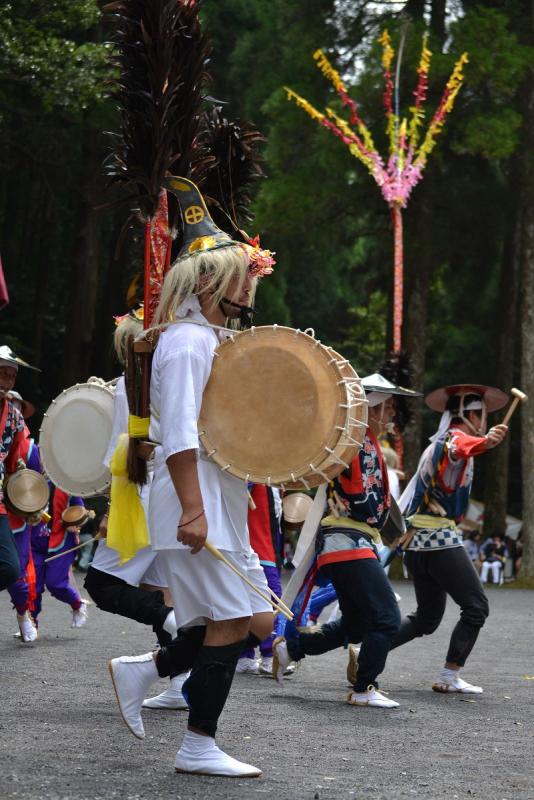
[159, 347, 211, 461]
[103, 376, 129, 468]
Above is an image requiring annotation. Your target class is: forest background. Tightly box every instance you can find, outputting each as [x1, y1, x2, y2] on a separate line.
[0, 0, 533, 577]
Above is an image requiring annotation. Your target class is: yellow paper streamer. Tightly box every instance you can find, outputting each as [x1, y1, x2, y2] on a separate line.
[415, 52, 469, 166]
[107, 433, 149, 564]
[284, 87, 325, 123]
[128, 414, 150, 438]
[378, 30, 395, 73]
[313, 49, 347, 95]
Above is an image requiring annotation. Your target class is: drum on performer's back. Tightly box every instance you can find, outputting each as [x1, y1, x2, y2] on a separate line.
[198, 325, 367, 488]
[39, 377, 116, 497]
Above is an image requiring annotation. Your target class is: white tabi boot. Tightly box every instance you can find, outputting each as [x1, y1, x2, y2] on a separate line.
[71, 600, 88, 628]
[347, 685, 400, 708]
[432, 668, 483, 694]
[142, 672, 189, 710]
[174, 730, 261, 778]
[17, 611, 38, 643]
[108, 652, 158, 738]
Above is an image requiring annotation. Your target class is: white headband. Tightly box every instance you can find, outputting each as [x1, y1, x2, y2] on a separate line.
[0, 358, 18, 371]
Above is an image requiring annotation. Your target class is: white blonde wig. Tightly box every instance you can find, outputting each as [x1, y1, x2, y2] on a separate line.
[113, 315, 143, 366]
[154, 244, 256, 325]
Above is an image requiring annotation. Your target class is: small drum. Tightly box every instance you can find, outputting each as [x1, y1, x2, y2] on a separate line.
[39, 377, 116, 497]
[4, 467, 49, 518]
[282, 492, 314, 528]
[198, 326, 367, 487]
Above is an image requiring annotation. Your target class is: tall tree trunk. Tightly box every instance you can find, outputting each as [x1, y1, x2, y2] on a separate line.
[61, 129, 103, 387]
[483, 173, 521, 538]
[430, 0, 447, 46]
[519, 63, 534, 580]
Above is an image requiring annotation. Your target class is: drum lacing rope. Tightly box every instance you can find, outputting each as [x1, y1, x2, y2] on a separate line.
[309, 463, 330, 482]
[349, 417, 369, 429]
[220, 464, 232, 472]
[324, 447, 350, 469]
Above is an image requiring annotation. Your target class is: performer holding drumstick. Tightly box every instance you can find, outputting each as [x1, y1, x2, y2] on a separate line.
[390, 384, 509, 694]
[108, 177, 277, 778]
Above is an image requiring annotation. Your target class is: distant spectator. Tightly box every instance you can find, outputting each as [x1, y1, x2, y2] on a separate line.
[463, 532, 482, 572]
[382, 446, 403, 501]
[480, 534, 508, 585]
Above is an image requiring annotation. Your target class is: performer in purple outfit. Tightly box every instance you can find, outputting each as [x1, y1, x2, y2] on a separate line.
[31, 486, 89, 629]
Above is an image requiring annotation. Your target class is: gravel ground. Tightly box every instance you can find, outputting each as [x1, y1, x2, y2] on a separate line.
[1, 574, 533, 800]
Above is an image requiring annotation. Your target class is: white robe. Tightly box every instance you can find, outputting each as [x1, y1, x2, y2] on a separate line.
[148, 304, 249, 554]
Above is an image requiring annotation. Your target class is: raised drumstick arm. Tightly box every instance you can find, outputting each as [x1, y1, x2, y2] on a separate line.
[502, 388, 528, 426]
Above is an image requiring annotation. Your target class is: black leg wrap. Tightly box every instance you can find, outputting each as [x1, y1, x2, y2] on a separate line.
[156, 625, 206, 678]
[182, 638, 247, 738]
[84, 567, 173, 646]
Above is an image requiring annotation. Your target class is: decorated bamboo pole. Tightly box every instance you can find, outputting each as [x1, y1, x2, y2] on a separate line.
[285, 32, 468, 355]
[391, 203, 404, 354]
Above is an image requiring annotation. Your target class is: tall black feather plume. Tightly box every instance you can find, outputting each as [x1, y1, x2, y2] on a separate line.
[192, 107, 266, 235]
[104, 0, 211, 229]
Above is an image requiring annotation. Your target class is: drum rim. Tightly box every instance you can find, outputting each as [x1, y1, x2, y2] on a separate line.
[199, 326, 365, 486]
[281, 345, 367, 489]
[39, 380, 115, 497]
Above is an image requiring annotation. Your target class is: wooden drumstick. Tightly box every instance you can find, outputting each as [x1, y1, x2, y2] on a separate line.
[203, 541, 293, 621]
[45, 535, 100, 563]
[264, 586, 293, 617]
[502, 388, 528, 426]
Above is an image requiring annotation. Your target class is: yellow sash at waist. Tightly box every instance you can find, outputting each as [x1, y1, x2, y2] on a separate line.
[408, 513, 458, 531]
[321, 515, 382, 546]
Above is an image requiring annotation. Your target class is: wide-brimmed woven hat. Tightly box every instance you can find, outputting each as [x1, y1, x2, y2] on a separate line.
[425, 384, 508, 413]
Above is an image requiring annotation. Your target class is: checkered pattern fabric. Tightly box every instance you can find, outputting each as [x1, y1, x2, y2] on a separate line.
[408, 527, 463, 551]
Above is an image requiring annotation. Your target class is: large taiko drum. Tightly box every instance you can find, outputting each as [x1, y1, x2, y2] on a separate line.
[198, 325, 367, 487]
[39, 377, 116, 497]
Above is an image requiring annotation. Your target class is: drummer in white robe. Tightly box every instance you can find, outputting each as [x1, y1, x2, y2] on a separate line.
[108, 176, 276, 779]
[85, 313, 188, 710]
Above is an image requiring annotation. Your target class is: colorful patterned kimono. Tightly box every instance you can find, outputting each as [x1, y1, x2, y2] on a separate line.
[404, 428, 487, 551]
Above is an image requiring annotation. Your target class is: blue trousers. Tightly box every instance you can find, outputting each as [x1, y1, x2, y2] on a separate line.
[287, 557, 400, 692]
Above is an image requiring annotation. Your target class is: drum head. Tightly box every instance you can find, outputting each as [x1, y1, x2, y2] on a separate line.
[5, 469, 49, 513]
[39, 381, 115, 497]
[199, 327, 349, 484]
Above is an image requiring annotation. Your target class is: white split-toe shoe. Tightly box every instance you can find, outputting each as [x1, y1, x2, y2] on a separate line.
[142, 673, 189, 710]
[175, 745, 261, 778]
[16, 611, 38, 643]
[347, 685, 400, 708]
[108, 652, 158, 738]
[432, 669, 483, 694]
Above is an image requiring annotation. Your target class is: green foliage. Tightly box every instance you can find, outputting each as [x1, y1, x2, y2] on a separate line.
[449, 6, 532, 159]
[0, 1, 109, 122]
